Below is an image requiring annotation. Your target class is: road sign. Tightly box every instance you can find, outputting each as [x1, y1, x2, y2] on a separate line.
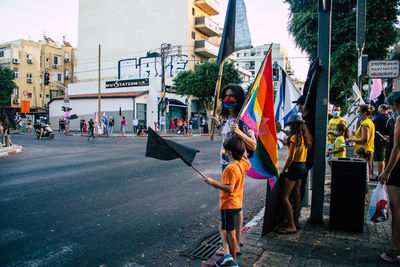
[23, 90, 28, 96]
[368, 60, 399, 78]
[64, 97, 70, 103]
[160, 116, 165, 125]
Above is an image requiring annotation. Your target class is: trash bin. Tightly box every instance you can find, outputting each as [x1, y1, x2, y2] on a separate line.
[329, 158, 367, 233]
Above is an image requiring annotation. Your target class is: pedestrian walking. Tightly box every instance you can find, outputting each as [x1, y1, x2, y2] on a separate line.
[88, 119, 95, 140]
[133, 117, 139, 134]
[0, 119, 4, 145]
[378, 92, 400, 262]
[278, 114, 312, 235]
[204, 135, 251, 267]
[108, 117, 114, 136]
[80, 117, 86, 133]
[120, 116, 126, 135]
[188, 117, 193, 135]
[103, 116, 108, 135]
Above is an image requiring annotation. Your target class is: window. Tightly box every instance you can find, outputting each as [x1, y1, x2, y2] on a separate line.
[192, 7, 195, 16]
[0, 51, 4, 57]
[251, 51, 256, 56]
[192, 55, 195, 63]
[257, 52, 261, 56]
[244, 53, 249, 57]
[46, 58, 49, 62]
[27, 73, 32, 78]
[13, 88, 18, 98]
[53, 55, 61, 65]
[264, 51, 267, 55]
[191, 31, 195, 39]
[53, 72, 62, 82]
[13, 67, 18, 78]
[46, 94, 49, 98]
[237, 53, 240, 57]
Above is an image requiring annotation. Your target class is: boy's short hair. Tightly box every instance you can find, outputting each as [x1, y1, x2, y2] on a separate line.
[223, 135, 246, 161]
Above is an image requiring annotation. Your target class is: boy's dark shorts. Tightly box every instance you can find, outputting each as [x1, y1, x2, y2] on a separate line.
[373, 144, 386, 162]
[221, 208, 242, 231]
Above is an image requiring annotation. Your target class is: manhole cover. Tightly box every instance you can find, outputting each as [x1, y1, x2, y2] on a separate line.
[186, 233, 221, 260]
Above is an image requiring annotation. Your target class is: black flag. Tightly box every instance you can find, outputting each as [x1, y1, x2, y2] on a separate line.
[145, 127, 199, 166]
[119, 107, 122, 116]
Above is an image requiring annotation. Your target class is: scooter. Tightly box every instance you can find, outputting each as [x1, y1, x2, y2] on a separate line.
[34, 124, 54, 139]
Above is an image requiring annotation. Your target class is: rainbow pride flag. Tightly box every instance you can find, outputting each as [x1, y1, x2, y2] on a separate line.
[240, 49, 279, 188]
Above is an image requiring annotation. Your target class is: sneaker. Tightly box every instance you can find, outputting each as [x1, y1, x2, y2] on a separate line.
[215, 254, 233, 266]
[227, 262, 238, 267]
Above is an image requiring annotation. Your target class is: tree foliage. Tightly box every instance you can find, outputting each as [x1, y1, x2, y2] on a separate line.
[173, 61, 242, 111]
[0, 65, 16, 104]
[285, 0, 400, 106]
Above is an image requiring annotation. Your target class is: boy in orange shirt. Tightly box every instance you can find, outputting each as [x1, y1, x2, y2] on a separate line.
[204, 135, 251, 267]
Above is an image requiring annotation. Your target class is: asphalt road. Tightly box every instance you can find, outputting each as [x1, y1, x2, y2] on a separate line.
[0, 133, 286, 266]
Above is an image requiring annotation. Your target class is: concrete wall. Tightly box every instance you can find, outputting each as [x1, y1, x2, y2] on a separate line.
[77, 0, 189, 82]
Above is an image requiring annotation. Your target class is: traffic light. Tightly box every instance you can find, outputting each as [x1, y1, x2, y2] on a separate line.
[44, 72, 50, 85]
[272, 67, 279, 81]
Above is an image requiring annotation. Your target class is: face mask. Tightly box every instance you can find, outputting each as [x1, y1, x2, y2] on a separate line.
[333, 111, 339, 117]
[356, 113, 361, 119]
[334, 130, 339, 136]
[223, 96, 237, 110]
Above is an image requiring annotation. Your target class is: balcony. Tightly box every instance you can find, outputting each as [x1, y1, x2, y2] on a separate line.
[195, 0, 219, 16]
[195, 40, 219, 58]
[195, 16, 220, 37]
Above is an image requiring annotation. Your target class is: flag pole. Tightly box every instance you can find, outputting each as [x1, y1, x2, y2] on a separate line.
[191, 165, 207, 179]
[235, 44, 273, 124]
[210, 61, 225, 141]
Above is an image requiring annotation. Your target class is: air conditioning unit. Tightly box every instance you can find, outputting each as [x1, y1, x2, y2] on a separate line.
[64, 58, 70, 63]
[27, 58, 33, 64]
[13, 99, 20, 104]
[65, 75, 70, 80]
[53, 64, 58, 69]
[13, 58, 20, 64]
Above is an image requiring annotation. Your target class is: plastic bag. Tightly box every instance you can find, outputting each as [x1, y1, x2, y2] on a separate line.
[367, 183, 388, 224]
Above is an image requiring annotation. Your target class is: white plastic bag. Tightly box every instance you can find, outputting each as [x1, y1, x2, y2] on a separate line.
[367, 183, 388, 224]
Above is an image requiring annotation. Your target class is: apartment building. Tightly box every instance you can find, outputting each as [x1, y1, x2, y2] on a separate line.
[0, 38, 77, 112]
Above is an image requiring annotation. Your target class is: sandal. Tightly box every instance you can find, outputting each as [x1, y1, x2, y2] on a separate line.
[381, 250, 400, 262]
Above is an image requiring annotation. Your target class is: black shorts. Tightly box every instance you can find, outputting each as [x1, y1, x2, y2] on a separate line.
[285, 162, 307, 181]
[373, 144, 386, 162]
[221, 208, 241, 231]
[387, 162, 400, 188]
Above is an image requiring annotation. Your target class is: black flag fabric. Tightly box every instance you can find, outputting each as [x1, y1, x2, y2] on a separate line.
[145, 127, 199, 166]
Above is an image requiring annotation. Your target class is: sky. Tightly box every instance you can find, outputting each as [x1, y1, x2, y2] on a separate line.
[0, 0, 310, 80]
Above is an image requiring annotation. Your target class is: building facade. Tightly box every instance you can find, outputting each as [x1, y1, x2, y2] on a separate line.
[0, 38, 77, 113]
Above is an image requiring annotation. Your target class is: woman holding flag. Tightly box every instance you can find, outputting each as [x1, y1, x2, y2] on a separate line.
[211, 84, 256, 257]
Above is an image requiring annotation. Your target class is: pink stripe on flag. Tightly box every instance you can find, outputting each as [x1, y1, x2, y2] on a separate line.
[370, 79, 382, 101]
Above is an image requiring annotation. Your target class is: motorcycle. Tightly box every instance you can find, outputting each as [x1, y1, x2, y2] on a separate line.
[34, 124, 54, 139]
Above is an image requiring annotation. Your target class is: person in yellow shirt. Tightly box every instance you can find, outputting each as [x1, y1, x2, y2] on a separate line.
[327, 123, 349, 159]
[278, 115, 313, 234]
[346, 104, 375, 179]
[327, 106, 347, 169]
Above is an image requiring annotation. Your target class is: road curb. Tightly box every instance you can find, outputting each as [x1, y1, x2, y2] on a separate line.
[0, 145, 24, 158]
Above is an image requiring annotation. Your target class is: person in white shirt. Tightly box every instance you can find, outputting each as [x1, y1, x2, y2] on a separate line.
[132, 117, 139, 133]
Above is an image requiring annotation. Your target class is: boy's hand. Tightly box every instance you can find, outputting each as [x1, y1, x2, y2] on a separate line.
[230, 122, 238, 134]
[204, 177, 215, 186]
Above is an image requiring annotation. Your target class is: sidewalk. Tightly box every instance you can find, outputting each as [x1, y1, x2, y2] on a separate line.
[0, 144, 24, 158]
[204, 180, 394, 267]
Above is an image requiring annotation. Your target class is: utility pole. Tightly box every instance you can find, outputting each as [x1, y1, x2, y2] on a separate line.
[98, 44, 101, 125]
[159, 43, 182, 133]
[310, 0, 332, 224]
[356, 0, 367, 94]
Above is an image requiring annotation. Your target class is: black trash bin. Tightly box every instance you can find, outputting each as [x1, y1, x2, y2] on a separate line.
[329, 158, 367, 233]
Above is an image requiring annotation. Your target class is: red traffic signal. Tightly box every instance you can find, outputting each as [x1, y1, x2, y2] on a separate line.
[44, 72, 50, 85]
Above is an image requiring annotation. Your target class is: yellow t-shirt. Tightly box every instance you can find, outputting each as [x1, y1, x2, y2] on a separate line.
[333, 136, 346, 158]
[327, 117, 347, 144]
[354, 118, 375, 153]
[287, 134, 307, 162]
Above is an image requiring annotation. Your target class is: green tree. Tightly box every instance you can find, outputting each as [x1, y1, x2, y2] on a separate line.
[285, 0, 399, 107]
[173, 61, 242, 113]
[0, 65, 17, 116]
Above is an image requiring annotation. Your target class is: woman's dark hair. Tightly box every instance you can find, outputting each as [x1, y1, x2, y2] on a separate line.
[387, 92, 400, 106]
[288, 122, 313, 149]
[356, 147, 372, 162]
[223, 134, 246, 161]
[336, 123, 349, 139]
[359, 104, 374, 116]
[220, 84, 245, 118]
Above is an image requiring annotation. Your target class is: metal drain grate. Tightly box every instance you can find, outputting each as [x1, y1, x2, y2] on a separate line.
[186, 233, 221, 260]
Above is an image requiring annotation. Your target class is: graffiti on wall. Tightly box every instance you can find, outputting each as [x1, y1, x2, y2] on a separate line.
[119, 54, 188, 79]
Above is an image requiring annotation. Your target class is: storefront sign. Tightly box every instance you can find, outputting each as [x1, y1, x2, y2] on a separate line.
[105, 78, 149, 89]
[21, 100, 30, 113]
[368, 60, 399, 78]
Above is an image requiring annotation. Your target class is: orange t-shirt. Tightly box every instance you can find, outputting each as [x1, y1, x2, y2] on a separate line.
[220, 158, 251, 210]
